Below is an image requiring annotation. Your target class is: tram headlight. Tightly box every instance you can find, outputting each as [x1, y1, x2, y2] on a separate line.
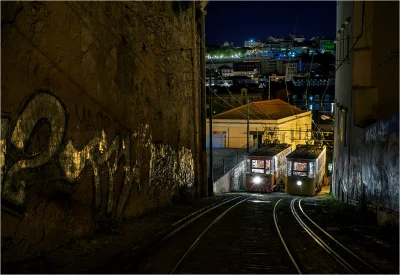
[253, 176, 262, 184]
[296, 180, 302, 186]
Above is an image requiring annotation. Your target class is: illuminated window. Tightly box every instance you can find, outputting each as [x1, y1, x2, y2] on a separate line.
[251, 159, 264, 173]
[252, 159, 264, 168]
[293, 161, 307, 177]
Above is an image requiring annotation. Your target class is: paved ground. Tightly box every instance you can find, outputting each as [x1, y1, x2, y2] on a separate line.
[2, 190, 398, 274]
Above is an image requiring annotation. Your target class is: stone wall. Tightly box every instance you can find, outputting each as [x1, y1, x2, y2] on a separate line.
[1, 1, 202, 264]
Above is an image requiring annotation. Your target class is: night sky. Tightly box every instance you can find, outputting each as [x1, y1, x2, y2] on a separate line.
[205, 1, 337, 46]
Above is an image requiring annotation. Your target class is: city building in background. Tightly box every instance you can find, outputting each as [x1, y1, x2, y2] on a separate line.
[319, 38, 336, 53]
[244, 39, 266, 48]
[268, 36, 285, 42]
[289, 33, 306, 43]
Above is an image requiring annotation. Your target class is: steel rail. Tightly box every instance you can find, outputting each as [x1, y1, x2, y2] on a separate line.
[170, 197, 249, 274]
[123, 195, 242, 271]
[298, 199, 379, 273]
[290, 199, 358, 274]
[161, 196, 243, 244]
[273, 198, 302, 274]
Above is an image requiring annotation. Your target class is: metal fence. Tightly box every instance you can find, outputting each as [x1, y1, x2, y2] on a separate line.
[211, 138, 258, 181]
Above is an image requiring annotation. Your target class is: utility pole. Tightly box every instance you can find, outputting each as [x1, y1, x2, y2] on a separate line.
[268, 76, 271, 100]
[208, 67, 213, 197]
[242, 88, 249, 153]
[247, 100, 250, 152]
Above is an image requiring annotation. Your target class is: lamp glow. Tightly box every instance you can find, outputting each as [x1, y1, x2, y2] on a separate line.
[253, 176, 262, 184]
[296, 181, 302, 186]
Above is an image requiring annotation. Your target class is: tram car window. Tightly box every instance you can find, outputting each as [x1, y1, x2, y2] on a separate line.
[245, 143, 292, 192]
[285, 144, 326, 196]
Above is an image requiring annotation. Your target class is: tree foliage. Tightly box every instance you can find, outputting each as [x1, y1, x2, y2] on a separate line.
[206, 46, 247, 57]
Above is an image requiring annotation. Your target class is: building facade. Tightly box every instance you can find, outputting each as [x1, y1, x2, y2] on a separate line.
[319, 39, 336, 54]
[299, 62, 320, 73]
[333, 1, 399, 224]
[268, 36, 285, 42]
[277, 60, 299, 81]
[244, 40, 266, 48]
[289, 33, 305, 43]
[207, 99, 312, 150]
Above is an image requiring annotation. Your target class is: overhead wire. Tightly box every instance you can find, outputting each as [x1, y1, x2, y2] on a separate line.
[304, 51, 315, 110]
[334, 1, 389, 72]
[202, 34, 306, 126]
[205, 48, 309, 127]
[283, 15, 303, 120]
[94, 1, 332, 143]
[200, 32, 266, 121]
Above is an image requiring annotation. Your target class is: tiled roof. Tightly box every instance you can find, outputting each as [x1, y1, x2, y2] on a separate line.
[213, 99, 306, 120]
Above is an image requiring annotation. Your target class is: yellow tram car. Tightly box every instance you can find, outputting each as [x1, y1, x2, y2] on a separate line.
[246, 143, 292, 192]
[285, 144, 326, 196]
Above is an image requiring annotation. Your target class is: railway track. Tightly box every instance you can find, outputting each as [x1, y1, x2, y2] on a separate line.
[173, 194, 298, 274]
[274, 198, 379, 274]
[123, 195, 248, 273]
[170, 197, 249, 274]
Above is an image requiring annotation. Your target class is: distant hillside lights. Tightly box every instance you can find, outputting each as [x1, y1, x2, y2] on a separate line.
[206, 53, 244, 59]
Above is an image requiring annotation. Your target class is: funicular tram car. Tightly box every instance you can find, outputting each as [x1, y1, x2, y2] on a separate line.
[285, 144, 326, 196]
[246, 143, 292, 192]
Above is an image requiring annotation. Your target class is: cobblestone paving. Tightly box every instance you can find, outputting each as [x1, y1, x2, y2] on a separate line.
[3, 190, 398, 274]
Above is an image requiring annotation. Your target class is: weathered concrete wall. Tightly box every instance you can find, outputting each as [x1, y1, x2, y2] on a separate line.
[334, 1, 399, 225]
[333, 115, 399, 224]
[1, 1, 202, 264]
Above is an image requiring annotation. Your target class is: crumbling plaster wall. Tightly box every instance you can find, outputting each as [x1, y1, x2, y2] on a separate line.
[1, 1, 201, 264]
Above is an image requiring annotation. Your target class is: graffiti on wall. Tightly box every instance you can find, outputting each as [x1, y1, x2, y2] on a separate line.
[230, 160, 246, 191]
[1, 91, 194, 217]
[362, 115, 399, 211]
[335, 115, 399, 213]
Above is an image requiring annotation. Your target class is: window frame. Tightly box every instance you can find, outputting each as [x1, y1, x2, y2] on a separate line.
[251, 158, 271, 174]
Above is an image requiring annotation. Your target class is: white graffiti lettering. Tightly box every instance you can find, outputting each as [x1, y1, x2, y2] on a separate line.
[366, 121, 388, 143]
[1, 92, 195, 217]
